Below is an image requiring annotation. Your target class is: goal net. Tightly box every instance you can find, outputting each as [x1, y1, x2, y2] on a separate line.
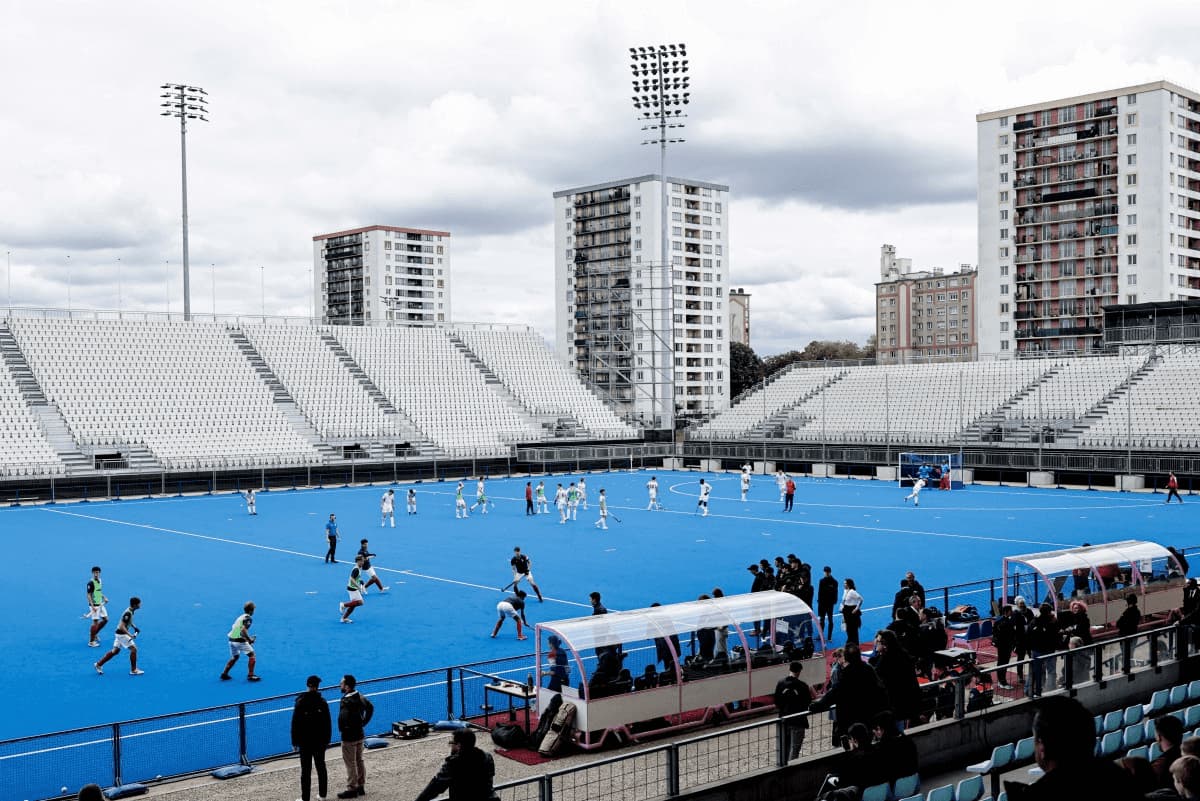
[897, 452, 962, 489]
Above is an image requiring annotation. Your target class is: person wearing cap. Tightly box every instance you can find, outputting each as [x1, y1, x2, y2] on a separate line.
[291, 674, 332, 801]
[546, 634, 569, 692]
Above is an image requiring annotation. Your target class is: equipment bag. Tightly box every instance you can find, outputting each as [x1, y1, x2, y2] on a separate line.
[491, 723, 528, 749]
[537, 700, 577, 756]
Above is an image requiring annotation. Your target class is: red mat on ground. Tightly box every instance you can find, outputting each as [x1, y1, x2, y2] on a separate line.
[495, 746, 555, 765]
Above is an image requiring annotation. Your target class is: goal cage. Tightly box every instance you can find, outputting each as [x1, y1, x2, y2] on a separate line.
[897, 452, 963, 489]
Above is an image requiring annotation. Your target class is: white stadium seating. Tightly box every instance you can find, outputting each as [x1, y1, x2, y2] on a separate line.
[0, 360, 63, 476]
[452, 326, 637, 439]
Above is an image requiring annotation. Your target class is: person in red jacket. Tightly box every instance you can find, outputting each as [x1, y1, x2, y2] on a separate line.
[1167, 472, 1184, 504]
[784, 477, 796, 512]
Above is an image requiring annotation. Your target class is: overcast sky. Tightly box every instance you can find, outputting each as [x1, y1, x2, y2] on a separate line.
[4, 1, 1200, 356]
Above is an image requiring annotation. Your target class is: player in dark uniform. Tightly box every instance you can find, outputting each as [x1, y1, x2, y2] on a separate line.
[356, 539, 387, 594]
[491, 590, 529, 640]
[501, 546, 543, 601]
[94, 597, 143, 675]
[220, 601, 261, 682]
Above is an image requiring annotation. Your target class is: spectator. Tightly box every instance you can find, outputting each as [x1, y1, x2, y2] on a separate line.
[545, 635, 569, 692]
[891, 579, 913, 621]
[1025, 603, 1060, 697]
[1184, 737, 1200, 757]
[1154, 715, 1187, 789]
[1169, 546, 1190, 576]
[773, 660, 812, 761]
[833, 722, 881, 794]
[77, 786, 104, 801]
[336, 674, 374, 799]
[905, 572, 926, 606]
[1059, 600, 1092, 646]
[749, 564, 770, 636]
[1012, 596, 1033, 684]
[1116, 755, 1158, 795]
[1003, 695, 1139, 799]
[1117, 594, 1142, 667]
[413, 728, 496, 801]
[818, 566, 839, 642]
[872, 710, 918, 785]
[1174, 755, 1200, 800]
[1063, 636, 1091, 687]
[869, 630, 921, 729]
[291, 674, 332, 801]
[810, 642, 888, 741]
[992, 604, 1017, 689]
[649, 602, 680, 674]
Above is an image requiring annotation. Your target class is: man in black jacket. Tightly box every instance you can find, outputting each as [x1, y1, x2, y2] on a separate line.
[337, 674, 374, 799]
[291, 675, 332, 801]
[413, 728, 496, 801]
[810, 643, 888, 740]
[992, 605, 1017, 689]
[817, 566, 839, 641]
[773, 661, 811, 761]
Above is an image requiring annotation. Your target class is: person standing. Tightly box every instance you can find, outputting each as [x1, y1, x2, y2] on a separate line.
[817, 566, 838, 641]
[380, 489, 395, 527]
[94, 597, 143, 675]
[841, 578, 864, 646]
[455, 481, 468, 519]
[219, 601, 261, 682]
[567, 482, 580, 520]
[524, 482, 534, 516]
[774, 660, 812, 761]
[356, 540, 388, 594]
[904, 477, 926, 506]
[469, 478, 489, 515]
[491, 589, 529, 641]
[406, 488, 417, 515]
[594, 488, 609, 530]
[992, 604, 1017, 689]
[336, 675, 373, 799]
[324, 514, 339, 564]
[749, 564, 771, 637]
[413, 728, 496, 801]
[646, 476, 661, 511]
[784, 476, 796, 512]
[291, 674, 331, 801]
[740, 469, 751, 502]
[776, 471, 788, 502]
[535, 480, 548, 514]
[244, 488, 257, 516]
[697, 478, 712, 517]
[502, 546, 543, 601]
[85, 566, 109, 648]
[590, 591, 608, 616]
[1168, 472, 1184, 504]
[555, 483, 568, 523]
[546, 634, 569, 692]
[339, 555, 366, 623]
[578, 477, 588, 510]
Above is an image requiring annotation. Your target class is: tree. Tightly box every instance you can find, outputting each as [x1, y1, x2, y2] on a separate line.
[760, 339, 875, 379]
[729, 341, 763, 399]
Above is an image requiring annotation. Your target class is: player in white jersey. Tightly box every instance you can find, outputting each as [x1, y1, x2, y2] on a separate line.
[567, 483, 580, 520]
[380, 489, 395, 527]
[740, 470, 750, 502]
[646, 476, 661, 510]
[535, 481, 548, 514]
[470, 478, 489, 515]
[697, 479, 712, 517]
[577, 477, 588, 510]
[594, 489, 608, 530]
[455, 482, 469, 519]
[776, 471, 787, 501]
[243, 488, 257, 516]
[406, 488, 417, 515]
[555, 483, 568, 524]
[904, 478, 926, 507]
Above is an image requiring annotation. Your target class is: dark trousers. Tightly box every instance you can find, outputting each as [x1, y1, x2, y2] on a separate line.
[784, 493, 794, 511]
[1168, 488, 1183, 503]
[298, 745, 328, 801]
[325, 540, 337, 563]
[819, 607, 835, 640]
[526, 498, 535, 515]
[994, 643, 1013, 685]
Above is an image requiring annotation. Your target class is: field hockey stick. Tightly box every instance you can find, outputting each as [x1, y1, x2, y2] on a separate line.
[610, 513, 622, 523]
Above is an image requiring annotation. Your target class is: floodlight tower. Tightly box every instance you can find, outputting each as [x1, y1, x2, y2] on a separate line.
[159, 83, 208, 322]
[630, 43, 688, 431]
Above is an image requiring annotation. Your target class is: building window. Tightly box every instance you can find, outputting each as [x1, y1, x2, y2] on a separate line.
[1000, 284, 1009, 295]
[999, 247, 1009, 257]
[1127, 194, 1137, 205]
[1127, 113, 1137, 125]
[1000, 172, 1009, 184]
[1000, 209, 1009, 220]
[1000, 265, 1009, 276]
[1000, 116, 1009, 127]
[1127, 133, 1137, 145]
[1000, 153, 1009, 165]
[1000, 191, 1008, 202]
[1127, 274, 1138, 285]
[1127, 214, 1137, 225]
[1127, 294, 1138, 303]
[1000, 303, 1009, 313]
[1127, 93, 1137, 104]
[1128, 255, 1137, 265]
[1000, 340, 1010, 351]
[1127, 234, 1137, 245]
[1000, 228, 1008, 239]
[1127, 154, 1137, 166]
[999, 134, 1008, 146]
[1127, 174, 1137, 185]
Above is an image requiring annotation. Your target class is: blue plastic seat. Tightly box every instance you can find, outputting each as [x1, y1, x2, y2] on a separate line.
[1189, 679, 1200, 701]
[1125, 703, 1144, 727]
[1150, 741, 1164, 761]
[1144, 689, 1169, 716]
[892, 772, 920, 799]
[1171, 684, 1189, 707]
[1146, 718, 1157, 742]
[1186, 704, 1200, 729]
[861, 782, 889, 801]
[1127, 745, 1149, 761]
[956, 775, 984, 801]
[1102, 709, 1123, 733]
[1123, 723, 1144, 749]
[896, 796, 922, 801]
[1099, 729, 1124, 758]
[926, 785, 954, 801]
[1014, 735, 1035, 762]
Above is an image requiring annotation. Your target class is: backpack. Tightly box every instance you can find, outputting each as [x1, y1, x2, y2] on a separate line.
[531, 693, 562, 749]
[538, 701, 577, 757]
[491, 723, 527, 749]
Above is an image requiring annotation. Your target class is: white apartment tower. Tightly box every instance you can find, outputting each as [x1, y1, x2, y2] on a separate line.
[313, 225, 451, 326]
[554, 175, 731, 426]
[977, 80, 1200, 356]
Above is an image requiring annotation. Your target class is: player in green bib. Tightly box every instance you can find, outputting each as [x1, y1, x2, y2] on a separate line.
[220, 601, 260, 682]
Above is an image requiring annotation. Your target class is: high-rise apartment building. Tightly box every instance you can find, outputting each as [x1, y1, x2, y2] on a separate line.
[313, 225, 450, 326]
[977, 80, 1200, 356]
[553, 175, 730, 426]
[875, 244, 978, 364]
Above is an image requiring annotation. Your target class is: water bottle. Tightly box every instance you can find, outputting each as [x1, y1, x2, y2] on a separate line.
[526, 672, 534, 692]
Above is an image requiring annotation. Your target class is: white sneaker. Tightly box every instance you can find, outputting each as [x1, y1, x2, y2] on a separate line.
[94, 662, 103, 675]
[339, 602, 346, 613]
[130, 669, 145, 675]
[341, 618, 353, 624]
[381, 587, 390, 592]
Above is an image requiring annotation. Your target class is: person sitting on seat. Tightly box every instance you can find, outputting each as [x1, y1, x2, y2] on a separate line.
[871, 710, 918, 785]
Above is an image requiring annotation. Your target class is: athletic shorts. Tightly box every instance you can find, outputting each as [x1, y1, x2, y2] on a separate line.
[347, 589, 363, 604]
[512, 570, 535, 586]
[456, 499, 466, 508]
[497, 601, 518, 620]
[89, 604, 108, 621]
[113, 633, 135, 650]
[228, 640, 254, 657]
[366, 567, 378, 579]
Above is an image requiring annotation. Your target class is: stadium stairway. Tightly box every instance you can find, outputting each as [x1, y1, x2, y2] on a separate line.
[1065, 353, 1157, 442]
[959, 368, 1061, 444]
[743, 369, 846, 439]
[228, 329, 338, 462]
[445, 331, 555, 437]
[0, 322, 46, 404]
[31, 403, 92, 474]
[317, 331, 444, 457]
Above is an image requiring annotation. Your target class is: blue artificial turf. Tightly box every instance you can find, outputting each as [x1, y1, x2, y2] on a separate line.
[4, 469, 1194, 744]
